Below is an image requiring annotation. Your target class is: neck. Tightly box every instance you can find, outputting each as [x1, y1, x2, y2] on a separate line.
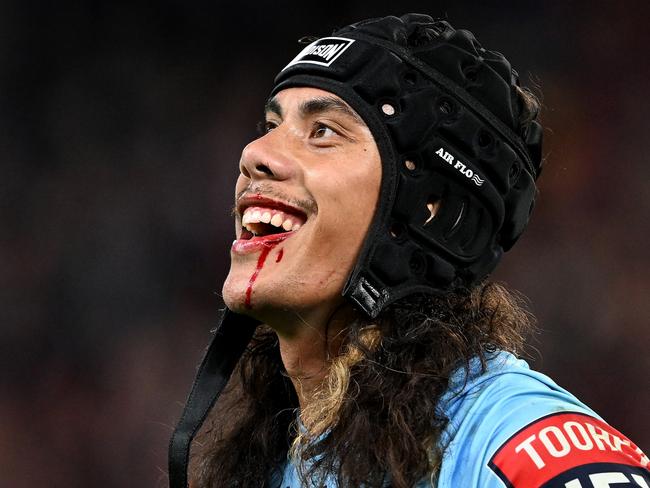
[272, 305, 352, 410]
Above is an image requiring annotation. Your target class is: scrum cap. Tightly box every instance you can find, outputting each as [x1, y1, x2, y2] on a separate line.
[273, 13, 543, 317]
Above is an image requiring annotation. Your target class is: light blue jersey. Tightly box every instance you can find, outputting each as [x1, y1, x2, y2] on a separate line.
[278, 352, 649, 487]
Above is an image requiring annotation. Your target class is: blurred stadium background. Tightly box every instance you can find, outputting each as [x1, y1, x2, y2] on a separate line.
[1, 1, 648, 486]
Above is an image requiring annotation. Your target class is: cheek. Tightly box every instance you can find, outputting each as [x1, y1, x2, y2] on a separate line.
[307, 164, 381, 265]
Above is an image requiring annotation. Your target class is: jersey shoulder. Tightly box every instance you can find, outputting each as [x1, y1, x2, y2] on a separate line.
[434, 351, 649, 488]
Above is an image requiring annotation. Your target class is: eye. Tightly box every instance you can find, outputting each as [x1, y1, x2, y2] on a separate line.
[312, 123, 338, 139]
[256, 120, 278, 135]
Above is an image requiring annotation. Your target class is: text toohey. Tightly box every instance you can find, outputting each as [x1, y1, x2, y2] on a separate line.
[489, 413, 649, 487]
[514, 419, 649, 469]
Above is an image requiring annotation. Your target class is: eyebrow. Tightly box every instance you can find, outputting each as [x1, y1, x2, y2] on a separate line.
[264, 95, 365, 126]
[264, 97, 283, 118]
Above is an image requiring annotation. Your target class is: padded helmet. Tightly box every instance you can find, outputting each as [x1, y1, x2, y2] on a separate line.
[272, 14, 543, 317]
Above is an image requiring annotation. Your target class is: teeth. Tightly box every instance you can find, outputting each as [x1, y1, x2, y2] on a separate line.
[241, 206, 305, 233]
[270, 213, 283, 227]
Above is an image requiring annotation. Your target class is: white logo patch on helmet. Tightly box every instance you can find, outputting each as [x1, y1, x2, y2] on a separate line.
[283, 37, 355, 71]
[435, 146, 485, 187]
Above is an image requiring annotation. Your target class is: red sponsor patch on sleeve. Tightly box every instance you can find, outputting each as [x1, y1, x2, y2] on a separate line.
[488, 412, 649, 487]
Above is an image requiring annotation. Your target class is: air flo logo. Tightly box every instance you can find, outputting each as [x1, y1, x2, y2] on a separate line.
[283, 37, 355, 71]
[435, 147, 485, 186]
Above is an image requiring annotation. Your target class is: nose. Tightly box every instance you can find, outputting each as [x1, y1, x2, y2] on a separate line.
[239, 130, 296, 182]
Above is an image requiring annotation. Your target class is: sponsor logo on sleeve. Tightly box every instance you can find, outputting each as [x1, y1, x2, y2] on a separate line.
[488, 412, 649, 487]
[282, 37, 355, 71]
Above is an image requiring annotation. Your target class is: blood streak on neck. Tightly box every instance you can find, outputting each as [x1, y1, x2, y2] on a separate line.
[244, 243, 277, 309]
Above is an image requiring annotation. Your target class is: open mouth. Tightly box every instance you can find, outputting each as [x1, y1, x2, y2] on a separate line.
[239, 206, 305, 240]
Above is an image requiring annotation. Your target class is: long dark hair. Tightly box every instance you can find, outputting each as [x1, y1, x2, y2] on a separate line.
[190, 282, 535, 488]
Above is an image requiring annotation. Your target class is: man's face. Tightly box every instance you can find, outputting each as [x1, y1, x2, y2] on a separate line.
[222, 87, 381, 328]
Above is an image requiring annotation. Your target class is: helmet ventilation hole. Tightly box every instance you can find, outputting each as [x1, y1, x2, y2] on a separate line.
[424, 198, 441, 225]
[438, 99, 454, 115]
[478, 130, 493, 148]
[381, 103, 396, 116]
[389, 222, 406, 239]
[509, 162, 521, 181]
[409, 251, 427, 276]
[463, 67, 479, 82]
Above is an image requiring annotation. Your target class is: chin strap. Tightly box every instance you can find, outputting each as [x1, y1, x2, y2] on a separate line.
[168, 309, 259, 488]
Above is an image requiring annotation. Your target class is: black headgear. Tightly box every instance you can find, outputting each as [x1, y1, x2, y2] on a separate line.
[272, 14, 543, 316]
[168, 14, 542, 487]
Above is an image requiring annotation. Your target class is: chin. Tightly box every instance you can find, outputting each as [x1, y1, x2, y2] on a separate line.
[221, 272, 249, 312]
[222, 291, 246, 314]
[222, 260, 347, 327]
[222, 273, 281, 318]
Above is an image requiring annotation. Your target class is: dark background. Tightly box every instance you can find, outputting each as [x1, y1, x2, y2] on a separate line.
[1, 1, 648, 486]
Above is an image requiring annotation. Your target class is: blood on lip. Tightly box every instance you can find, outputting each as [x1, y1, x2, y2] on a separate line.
[235, 206, 304, 247]
[234, 194, 304, 309]
[232, 232, 292, 253]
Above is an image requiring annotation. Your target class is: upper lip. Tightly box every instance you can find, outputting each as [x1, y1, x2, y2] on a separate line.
[236, 194, 309, 223]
